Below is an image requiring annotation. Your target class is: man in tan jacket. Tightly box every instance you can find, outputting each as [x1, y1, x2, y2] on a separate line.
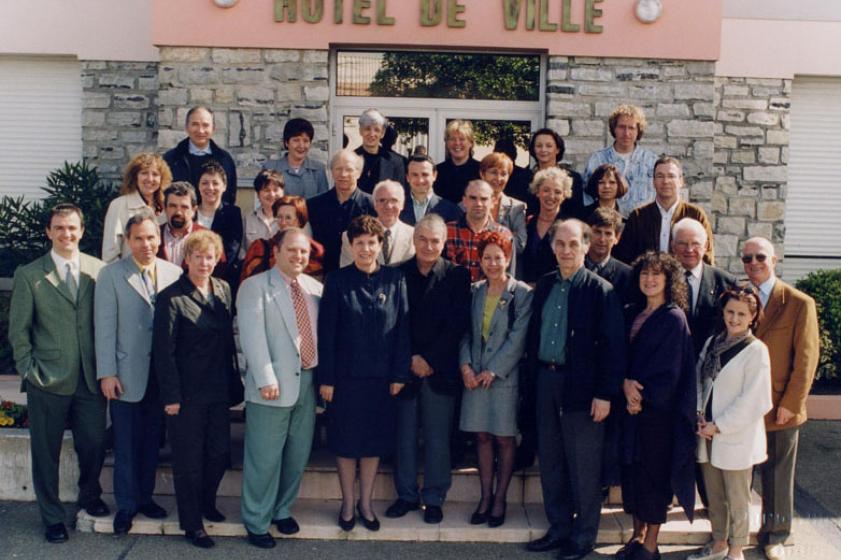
[742, 237, 819, 560]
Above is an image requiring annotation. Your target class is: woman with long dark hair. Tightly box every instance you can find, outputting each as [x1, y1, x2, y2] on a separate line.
[617, 251, 697, 560]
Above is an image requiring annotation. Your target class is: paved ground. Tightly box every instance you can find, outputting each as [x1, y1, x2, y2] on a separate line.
[1, 421, 840, 559]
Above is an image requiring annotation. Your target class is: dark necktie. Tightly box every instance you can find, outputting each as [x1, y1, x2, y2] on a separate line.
[65, 263, 78, 301]
[382, 229, 393, 265]
[685, 270, 695, 315]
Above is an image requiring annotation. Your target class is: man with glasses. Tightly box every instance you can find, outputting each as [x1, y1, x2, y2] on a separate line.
[614, 156, 714, 265]
[741, 237, 819, 560]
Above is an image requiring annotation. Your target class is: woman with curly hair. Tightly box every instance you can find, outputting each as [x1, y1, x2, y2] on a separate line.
[617, 251, 697, 560]
[102, 152, 171, 262]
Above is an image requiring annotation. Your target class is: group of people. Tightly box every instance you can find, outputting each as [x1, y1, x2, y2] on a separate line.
[8, 103, 819, 560]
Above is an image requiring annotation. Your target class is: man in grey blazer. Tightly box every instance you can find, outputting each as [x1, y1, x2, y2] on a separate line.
[95, 209, 183, 534]
[236, 227, 323, 548]
[8, 204, 109, 543]
[340, 179, 415, 267]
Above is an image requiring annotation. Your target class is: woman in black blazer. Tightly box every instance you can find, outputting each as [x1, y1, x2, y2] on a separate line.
[196, 161, 243, 289]
[318, 215, 411, 532]
[154, 230, 239, 549]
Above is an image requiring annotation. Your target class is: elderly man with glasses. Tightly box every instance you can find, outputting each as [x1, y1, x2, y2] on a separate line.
[740, 237, 819, 560]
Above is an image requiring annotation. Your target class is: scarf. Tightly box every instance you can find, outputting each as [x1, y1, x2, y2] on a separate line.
[700, 331, 752, 382]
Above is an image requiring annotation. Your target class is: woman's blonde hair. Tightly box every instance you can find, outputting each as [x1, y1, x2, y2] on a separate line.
[184, 229, 223, 260]
[121, 152, 172, 212]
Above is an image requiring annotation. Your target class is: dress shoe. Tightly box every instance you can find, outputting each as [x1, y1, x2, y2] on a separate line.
[469, 496, 492, 525]
[272, 517, 300, 535]
[629, 545, 660, 560]
[45, 523, 69, 543]
[487, 501, 507, 528]
[423, 505, 443, 524]
[356, 502, 380, 531]
[525, 531, 565, 552]
[246, 531, 276, 549]
[185, 529, 215, 548]
[337, 510, 355, 531]
[385, 499, 420, 518]
[203, 507, 226, 523]
[137, 501, 167, 519]
[82, 498, 110, 517]
[764, 544, 785, 560]
[113, 510, 134, 535]
[558, 541, 595, 560]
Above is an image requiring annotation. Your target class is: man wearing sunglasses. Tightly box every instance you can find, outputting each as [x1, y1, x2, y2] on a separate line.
[741, 237, 819, 560]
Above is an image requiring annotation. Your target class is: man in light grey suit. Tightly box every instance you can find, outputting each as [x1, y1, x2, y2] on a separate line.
[340, 179, 415, 267]
[94, 209, 183, 535]
[236, 227, 322, 549]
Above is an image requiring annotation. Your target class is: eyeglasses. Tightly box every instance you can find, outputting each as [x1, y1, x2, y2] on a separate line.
[741, 253, 768, 264]
[654, 173, 680, 181]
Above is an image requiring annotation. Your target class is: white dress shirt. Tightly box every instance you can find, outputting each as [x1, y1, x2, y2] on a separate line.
[279, 270, 319, 368]
[757, 275, 776, 308]
[656, 199, 679, 252]
[51, 249, 80, 286]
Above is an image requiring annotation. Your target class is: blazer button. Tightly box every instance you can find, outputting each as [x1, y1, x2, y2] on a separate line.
[295, 372, 300, 376]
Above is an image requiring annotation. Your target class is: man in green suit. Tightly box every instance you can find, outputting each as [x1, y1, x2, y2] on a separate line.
[8, 203, 110, 543]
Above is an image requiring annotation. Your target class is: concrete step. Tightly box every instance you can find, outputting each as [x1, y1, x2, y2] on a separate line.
[76, 494, 762, 544]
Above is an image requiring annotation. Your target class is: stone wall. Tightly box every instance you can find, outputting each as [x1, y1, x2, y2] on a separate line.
[81, 61, 159, 181]
[156, 47, 330, 186]
[712, 76, 791, 273]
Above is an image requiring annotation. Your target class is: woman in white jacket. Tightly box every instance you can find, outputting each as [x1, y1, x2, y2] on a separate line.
[101, 153, 171, 262]
[689, 287, 773, 560]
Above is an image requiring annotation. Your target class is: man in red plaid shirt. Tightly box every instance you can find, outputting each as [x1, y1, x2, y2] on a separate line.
[444, 180, 515, 281]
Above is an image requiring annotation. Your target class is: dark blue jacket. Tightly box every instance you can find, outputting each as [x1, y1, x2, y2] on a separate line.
[307, 188, 375, 274]
[317, 265, 411, 386]
[163, 138, 238, 205]
[526, 267, 626, 410]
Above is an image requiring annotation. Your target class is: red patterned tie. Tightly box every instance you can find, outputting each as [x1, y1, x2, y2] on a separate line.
[290, 279, 316, 369]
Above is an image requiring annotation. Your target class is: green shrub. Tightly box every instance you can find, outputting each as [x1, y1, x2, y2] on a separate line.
[796, 268, 841, 383]
[0, 293, 11, 374]
[0, 160, 117, 276]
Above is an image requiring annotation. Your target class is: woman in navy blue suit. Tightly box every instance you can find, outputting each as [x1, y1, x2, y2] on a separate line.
[317, 215, 411, 532]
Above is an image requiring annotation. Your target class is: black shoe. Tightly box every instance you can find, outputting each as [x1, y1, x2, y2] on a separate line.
[337, 510, 355, 531]
[185, 529, 215, 548]
[385, 499, 421, 519]
[137, 501, 167, 519]
[203, 507, 226, 523]
[469, 495, 492, 525]
[558, 541, 595, 560]
[629, 545, 660, 560]
[45, 523, 68, 543]
[246, 531, 276, 549]
[82, 498, 110, 517]
[272, 517, 300, 535]
[356, 503, 380, 531]
[614, 538, 641, 560]
[526, 532, 566, 552]
[423, 505, 443, 524]
[113, 510, 134, 535]
[487, 501, 507, 528]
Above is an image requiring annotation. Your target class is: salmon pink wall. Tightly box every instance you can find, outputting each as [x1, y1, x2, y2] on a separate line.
[152, 0, 721, 61]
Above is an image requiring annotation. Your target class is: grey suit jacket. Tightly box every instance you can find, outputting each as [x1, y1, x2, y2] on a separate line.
[236, 268, 323, 407]
[94, 257, 183, 403]
[459, 277, 533, 389]
[339, 220, 415, 267]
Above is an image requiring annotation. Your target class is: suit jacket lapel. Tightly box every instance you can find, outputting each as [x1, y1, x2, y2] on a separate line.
[41, 254, 77, 305]
[756, 280, 785, 337]
[697, 264, 716, 312]
[125, 260, 153, 307]
[268, 269, 300, 345]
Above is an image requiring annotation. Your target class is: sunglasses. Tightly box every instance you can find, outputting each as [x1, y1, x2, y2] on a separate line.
[741, 253, 768, 264]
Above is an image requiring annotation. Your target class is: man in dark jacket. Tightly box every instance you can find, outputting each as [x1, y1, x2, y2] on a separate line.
[163, 106, 238, 205]
[525, 219, 626, 560]
[585, 207, 632, 302]
[385, 214, 471, 524]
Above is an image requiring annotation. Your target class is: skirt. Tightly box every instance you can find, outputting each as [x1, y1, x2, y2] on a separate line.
[327, 377, 396, 458]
